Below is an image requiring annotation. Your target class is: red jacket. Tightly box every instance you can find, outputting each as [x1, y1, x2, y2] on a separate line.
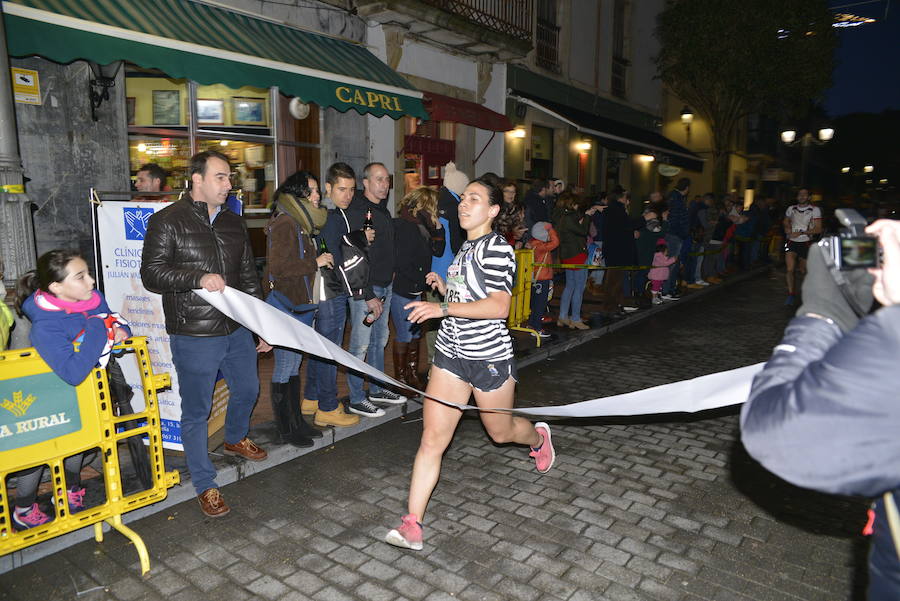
[528, 226, 559, 281]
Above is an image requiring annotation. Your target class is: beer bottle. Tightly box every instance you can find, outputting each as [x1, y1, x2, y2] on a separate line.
[362, 296, 386, 327]
[364, 209, 374, 231]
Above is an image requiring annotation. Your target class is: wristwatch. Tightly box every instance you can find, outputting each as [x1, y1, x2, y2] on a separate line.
[440, 302, 449, 317]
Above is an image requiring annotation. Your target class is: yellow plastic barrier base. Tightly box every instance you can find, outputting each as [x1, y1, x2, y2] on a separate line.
[508, 249, 542, 347]
[0, 337, 178, 574]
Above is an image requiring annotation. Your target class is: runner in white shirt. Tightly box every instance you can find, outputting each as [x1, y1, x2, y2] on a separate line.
[384, 178, 556, 552]
[783, 188, 822, 305]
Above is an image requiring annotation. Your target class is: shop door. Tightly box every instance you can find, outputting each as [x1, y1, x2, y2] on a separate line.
[531, 125, 553, 179]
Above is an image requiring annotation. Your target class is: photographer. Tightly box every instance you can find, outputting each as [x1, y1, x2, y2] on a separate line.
[741, 218, 900, 599]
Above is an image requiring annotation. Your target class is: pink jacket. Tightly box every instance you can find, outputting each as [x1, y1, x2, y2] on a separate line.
[648, 251, 676, 281]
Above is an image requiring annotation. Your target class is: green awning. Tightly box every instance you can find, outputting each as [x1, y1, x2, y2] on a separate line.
[3, 0, 427, 120]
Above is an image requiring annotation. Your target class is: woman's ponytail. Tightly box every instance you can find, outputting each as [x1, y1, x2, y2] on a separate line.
[15, 271, 39, 316]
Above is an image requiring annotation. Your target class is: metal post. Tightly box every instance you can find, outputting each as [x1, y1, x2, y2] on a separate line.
[0, 4, 36, 287]
[800, 133, 812, 188]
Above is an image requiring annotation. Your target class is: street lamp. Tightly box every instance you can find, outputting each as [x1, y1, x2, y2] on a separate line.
[779, 126, 834, 186]
[680, 106, 693, 142]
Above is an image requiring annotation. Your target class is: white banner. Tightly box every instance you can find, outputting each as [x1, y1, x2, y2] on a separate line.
[96, 201, 183, 449]
[198, 287, 762, 417]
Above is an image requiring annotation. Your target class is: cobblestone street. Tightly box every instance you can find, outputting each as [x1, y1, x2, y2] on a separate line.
[0, 272, 870, 601]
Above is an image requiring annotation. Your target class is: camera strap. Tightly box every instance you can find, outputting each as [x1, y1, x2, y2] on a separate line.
[819, 241, 870, 318]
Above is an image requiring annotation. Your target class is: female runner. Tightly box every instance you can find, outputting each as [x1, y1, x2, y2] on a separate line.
[385, 178, 555, 551]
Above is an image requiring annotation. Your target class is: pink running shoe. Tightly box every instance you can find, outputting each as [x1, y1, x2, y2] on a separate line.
[12, 503, 51, 530]
[67, 487, 86, 512]
[530, 422, 556, 474]
[385, 514, 423, 550]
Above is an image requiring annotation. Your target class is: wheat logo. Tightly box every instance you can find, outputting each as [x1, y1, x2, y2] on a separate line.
[1, 390, 36, 418]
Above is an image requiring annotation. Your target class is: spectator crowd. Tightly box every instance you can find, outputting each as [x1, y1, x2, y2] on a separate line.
[2, 153, 793, 521]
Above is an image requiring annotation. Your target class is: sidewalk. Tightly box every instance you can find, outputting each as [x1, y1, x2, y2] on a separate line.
[0, 267, 770, 573]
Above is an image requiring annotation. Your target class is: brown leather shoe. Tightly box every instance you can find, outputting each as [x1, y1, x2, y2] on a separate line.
[223, 437, 267, 461]
[198, 488, 229, 517]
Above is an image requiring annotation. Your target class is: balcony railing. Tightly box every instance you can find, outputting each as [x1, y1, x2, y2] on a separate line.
[420, 0, 533, 42]
[536, 18, 560, 72]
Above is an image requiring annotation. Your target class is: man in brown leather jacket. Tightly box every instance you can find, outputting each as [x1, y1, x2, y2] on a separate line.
[141, 150, 270, 518]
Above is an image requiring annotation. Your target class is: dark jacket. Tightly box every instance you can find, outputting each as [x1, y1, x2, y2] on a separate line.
[319, 206, 369, 300]
[264, 213, 318, 306]
[141, 197, 261, 337]
[349, 191, 394, 295]
[393, 208, 444, 298]
[556, 208, 590, 262]
[337, 230, 370, 300]
[668, 188, 689, 239]
[601, 201, 641, 267]
[524, 189, 549, 230]
[636, 219, 669, 267]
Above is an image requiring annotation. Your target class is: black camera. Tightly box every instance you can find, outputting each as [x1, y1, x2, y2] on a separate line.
[820, 208, 880, 270]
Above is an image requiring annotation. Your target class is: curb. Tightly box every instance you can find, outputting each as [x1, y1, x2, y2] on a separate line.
[0, 267, 768, 572]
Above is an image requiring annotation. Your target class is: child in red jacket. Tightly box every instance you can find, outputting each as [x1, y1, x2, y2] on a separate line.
[526, 222, 560, 338]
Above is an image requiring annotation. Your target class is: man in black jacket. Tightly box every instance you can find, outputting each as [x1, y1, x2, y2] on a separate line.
[141, 150, 270, 518]
[524, 178, 551, 230]
[344, 162, 407, 415]
[304, 162, 368, 428]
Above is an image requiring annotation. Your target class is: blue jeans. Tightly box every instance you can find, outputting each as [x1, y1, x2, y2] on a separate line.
[347, 284, 392, 403]
[664, 235, 683, 294]
[170, 328, 259, 495]
[694, 246, 705, 282]
[559, 268, 588, 322]
[390, 291, 422, 343]
[268, 301, 317, 383]
[528, 279, 552, 330]
[304, 294, 347, 412]
[680, 236, 694, 282]
[633, 269, 649, 297]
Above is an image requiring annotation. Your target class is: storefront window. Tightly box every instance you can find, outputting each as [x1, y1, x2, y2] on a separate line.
[124, 66, 319, 214]
[197, 139, 274, 207]
[129, 136, 191, 190]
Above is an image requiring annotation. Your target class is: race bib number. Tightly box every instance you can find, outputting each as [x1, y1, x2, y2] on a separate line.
[445, 263, 469, 303]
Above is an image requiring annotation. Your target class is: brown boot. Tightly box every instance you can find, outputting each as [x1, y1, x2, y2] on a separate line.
[314, 406, 360, 427]
[393, 341, 409, 385]
[407, 340, 424, 390]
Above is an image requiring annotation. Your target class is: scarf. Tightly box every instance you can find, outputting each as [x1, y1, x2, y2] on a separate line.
[276, 193, 327, 235]
[34, 289, 102, 313]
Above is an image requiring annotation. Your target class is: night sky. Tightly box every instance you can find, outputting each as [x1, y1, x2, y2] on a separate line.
[825, 1, 900, 116]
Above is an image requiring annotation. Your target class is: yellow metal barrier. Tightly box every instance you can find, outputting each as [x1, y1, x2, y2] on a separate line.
[0, 336, 179, 574]
[508, 249, 541, 346]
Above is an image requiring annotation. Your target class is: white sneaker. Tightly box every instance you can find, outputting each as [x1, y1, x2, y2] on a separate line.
[695, 280, 710, 287]
[621, 306, 639, 313]
[369, 389, 407, 404]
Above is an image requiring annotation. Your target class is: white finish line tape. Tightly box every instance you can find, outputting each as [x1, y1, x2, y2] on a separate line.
[197, 287, 762, 418]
